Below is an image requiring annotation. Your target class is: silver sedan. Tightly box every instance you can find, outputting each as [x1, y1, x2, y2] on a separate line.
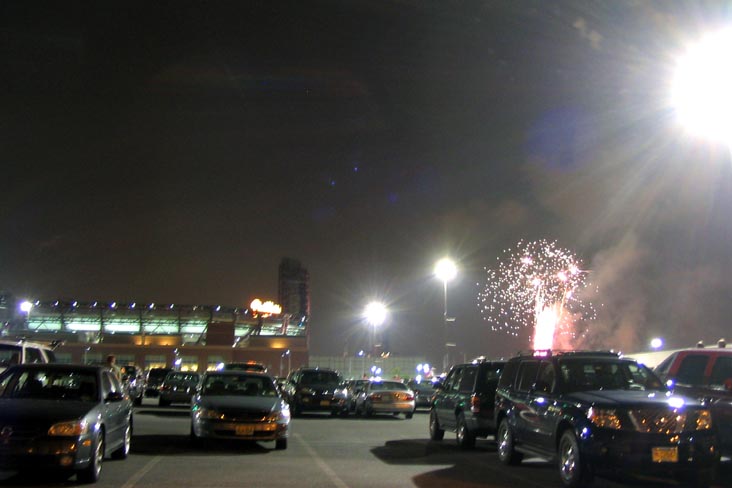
[354, 380, 415, 419]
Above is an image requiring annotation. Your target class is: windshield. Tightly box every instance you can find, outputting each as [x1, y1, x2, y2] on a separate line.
[559, 358, 665, 393]
[203, 374, 278, 397]
[166, 373, 200, 383]
[371, 381, 408, 391]
[0, 368, 98, 401]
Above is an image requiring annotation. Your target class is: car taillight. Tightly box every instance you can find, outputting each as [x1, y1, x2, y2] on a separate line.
[369, 393, 382, 401]
[470, 394, 480, 414]
[399, 393, 414, 401]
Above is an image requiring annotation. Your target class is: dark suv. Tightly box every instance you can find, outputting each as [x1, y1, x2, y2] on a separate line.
[283, 367, 343, 416]
[494, 351, 719, 488]
[429, 358, 505, 448]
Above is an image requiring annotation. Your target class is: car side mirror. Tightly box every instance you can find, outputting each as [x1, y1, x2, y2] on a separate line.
[106, 391, 125, 403]
[724, 378, 732, 392]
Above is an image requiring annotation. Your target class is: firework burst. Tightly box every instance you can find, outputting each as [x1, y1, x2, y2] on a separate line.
[479, 239, 597, 350]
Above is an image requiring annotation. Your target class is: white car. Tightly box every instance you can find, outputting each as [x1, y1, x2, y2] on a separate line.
[0, 339, 57, 373]
[353, 380, 415, 419]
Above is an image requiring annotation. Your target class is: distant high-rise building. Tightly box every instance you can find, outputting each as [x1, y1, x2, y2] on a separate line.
[278, 258, 310, 322]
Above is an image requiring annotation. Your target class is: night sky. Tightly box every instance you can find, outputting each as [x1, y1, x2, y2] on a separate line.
[3, 1, 732, 367]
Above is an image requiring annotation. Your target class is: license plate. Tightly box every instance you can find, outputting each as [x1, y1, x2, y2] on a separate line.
[235, 425, 254, 436]
[320, 400, 330, 406]
[651, 447, 678, 463]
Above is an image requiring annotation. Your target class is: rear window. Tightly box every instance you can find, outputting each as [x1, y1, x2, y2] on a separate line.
[300, 371, 340, 385]
[710, 356, 732, 387]
[148, 368, 172, 380]
[476, 362, 505, 393]
[674, 355, 710, 386]
[498, 360, 519, 389]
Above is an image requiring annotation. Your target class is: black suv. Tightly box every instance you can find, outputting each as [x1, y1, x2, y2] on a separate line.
[494, 351, 719, 488]
[283, 367, 343, 416]
[429, 358, 505, 448]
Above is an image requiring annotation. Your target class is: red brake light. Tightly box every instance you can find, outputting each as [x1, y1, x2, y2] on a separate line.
[470, 394, 480, 414]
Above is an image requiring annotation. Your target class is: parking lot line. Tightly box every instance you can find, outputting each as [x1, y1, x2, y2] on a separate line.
[294, 432, 350, 488]
[120, 455, 162, 488]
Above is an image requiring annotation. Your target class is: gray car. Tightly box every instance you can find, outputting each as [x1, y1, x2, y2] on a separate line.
[159, 371, 200, 406]
[0, 363, 132, 483]
[190, 371, 290, 449]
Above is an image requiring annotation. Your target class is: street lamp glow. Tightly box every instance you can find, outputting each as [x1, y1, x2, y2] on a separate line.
[19, 301, 33, 313]
[434, 258, 457, 283]
[672, 27, 732, 144]
[363, 301, 387, 326]
[650, 337, 664, 350]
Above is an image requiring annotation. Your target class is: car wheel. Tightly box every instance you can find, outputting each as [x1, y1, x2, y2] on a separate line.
[158, 397, 170, 407]
[456, 413, 476, 449]
[133, 395, 143, 406]
[275, 438, 288, 450]
[405, 412, 413, 419]
[429, 409, 445, 440]
[364, 402, 373, 417]
[111, 420, 131, 459]
[76, 432, 104, 484]
[558, 429, 593, 488]
[497, 419, 523, 465]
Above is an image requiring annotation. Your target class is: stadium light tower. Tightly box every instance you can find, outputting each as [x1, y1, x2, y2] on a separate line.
[434, 257, 458, 372]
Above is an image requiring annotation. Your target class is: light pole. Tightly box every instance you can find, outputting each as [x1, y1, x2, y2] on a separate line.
[363, 301, 387, 356]
[434, 258, 457, 372]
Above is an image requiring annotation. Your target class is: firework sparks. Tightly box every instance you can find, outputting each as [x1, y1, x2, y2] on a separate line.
[479, 239, 597, 350]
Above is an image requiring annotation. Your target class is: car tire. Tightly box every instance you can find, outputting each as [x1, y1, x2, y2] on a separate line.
[497, 419, 523, 465]
[364, 402, 373, 417]
[456, 413, 476, 449]
[133, 395, 143, 406]
[76, 432, 104, 484]
[275, 438, 288, 450]
[111, 420, 132, 459]
[405, 412, 413, 419]
[558, 429, 593, 488]
[429, 409, 445, 440]
[158, 397, 170, 407]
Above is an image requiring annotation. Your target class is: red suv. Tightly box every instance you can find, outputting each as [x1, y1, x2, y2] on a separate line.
[654, 343, 732, 458]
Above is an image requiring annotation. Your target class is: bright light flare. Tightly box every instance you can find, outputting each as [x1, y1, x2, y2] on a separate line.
[434, 258, 457, 283]
[19, 301, 33, 313]
[363, 301, 387, 326]
[672, 28, 732, 144]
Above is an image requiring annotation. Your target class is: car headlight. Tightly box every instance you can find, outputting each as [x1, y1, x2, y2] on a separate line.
[692, 409, 713, 430]
[48, 419, 89, 436]
[198, 408, 224, 420]
[588, 407, 622, 430]
[266, 409, 291, 423]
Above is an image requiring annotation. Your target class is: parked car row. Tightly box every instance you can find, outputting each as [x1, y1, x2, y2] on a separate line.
[429, 350, 725, 488]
